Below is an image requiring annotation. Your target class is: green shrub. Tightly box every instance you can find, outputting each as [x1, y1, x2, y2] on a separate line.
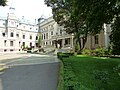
[94, 48, 105, 56]
[74, 43, 80, 52]
[63, 61, 80, 90]
[82, 49, 91, 55]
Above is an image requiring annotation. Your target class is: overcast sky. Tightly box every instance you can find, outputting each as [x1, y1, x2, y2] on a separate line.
[0, 0, 52, 22]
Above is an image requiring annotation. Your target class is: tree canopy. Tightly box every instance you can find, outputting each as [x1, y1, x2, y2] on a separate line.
[0, 0, 7, 6]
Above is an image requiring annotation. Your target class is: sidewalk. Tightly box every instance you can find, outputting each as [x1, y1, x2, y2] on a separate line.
[0, 53, 28, 61]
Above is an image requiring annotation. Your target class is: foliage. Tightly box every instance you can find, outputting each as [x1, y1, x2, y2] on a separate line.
[94, 47, 105, 56]
[74, 43, 80, 53]
[0, 0, 7, 6]
[82, 47, 112, 56]
[110, 16, 120, 55]
[82, 49, 91, 55]
[57, 60, 64, 90]
[62, 60, 80, 90]
[38, 36, 42, 46]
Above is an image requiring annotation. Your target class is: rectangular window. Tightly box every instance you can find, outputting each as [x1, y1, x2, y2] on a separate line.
[51, 31, 53, 35]
[22, 42, 25, 47]
[46, 33, 48, 39]
[3, 23, 5, 25]
[94, 35, 99, 44]
[10, 32, 14, 37]
[4, 49, 7, 52]
[44, 34, 45, 39]
[10, 41, 14, 46]
[2, 33, 5, 37]
[30, 35, 32, 39]
[10, 49, 14, 51]
[23, 35, 25, 39]
[4, 40, 7, 46]
[36, 36, 38, 40]
[60, 30, 62, 35]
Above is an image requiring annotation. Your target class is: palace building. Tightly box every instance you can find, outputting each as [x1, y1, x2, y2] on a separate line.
[0, 7, 38, 53]
[38, 17, 74, 49]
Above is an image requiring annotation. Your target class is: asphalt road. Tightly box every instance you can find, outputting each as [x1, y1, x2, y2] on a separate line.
[0, 54, 60, 90]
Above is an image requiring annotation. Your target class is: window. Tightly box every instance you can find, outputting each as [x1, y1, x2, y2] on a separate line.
[4, 49, 7, 52]
[23, 35, 25, 39]
[39, 26, 40, 30]
[94, 35, 99, 44]
[19, 41, 21, 46]
[35, 43, 38, 47]
[4, 40, 7, 46]
[30, 35, 32, 39]
[36, 36, 38, 40]
[51, 31, 53, 35]
[10, 49, 14, 51]
[16, 34, 19, 37]
[10, 32, 14, 37]
[44, 34, 45, 39]
[60, 29, 62, 35]
[3, 23, 5, 25]
[46, 33, 48, 39]
[2, 33, 5, 37]
[22, 42, 25, 47]
[10, 41, 14, 46]
[30, 42, 32, 47]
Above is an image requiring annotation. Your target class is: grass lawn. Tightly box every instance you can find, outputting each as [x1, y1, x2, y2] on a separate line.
[61, 55, 120, 90]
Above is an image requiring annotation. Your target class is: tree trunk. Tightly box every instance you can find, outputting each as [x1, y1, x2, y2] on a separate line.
[81, 30, 88, 50]
[77, 35, 82, 53]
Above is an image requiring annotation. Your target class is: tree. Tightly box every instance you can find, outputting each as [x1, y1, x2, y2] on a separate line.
[110, 16, 120, 55]
[38, 36, 42, 47]
[0, 0, 7, 6]
[45, 0, 120, 52]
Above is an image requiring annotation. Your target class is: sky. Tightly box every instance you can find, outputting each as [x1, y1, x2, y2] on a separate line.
[0, 0, 52, 22]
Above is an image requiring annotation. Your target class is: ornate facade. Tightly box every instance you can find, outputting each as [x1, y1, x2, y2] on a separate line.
[0, 7, 38, 53]
[38, 17, 74, 49]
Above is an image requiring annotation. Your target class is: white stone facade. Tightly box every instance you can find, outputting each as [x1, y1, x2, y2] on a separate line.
[38, 17, 74, 49]
[0, 8, 38, 53]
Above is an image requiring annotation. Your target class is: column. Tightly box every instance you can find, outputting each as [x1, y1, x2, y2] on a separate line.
[70, 36, 74, 49]
[62, 39, 65, 48]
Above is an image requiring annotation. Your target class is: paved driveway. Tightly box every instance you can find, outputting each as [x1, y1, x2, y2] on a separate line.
[0, 54, 59, 90]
